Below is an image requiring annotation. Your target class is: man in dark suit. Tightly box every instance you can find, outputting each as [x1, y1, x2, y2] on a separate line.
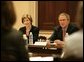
[47, 13, 79, 48]
[49, 23, 79, 42]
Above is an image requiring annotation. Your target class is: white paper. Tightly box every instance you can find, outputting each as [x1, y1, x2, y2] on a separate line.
[34, 42, 47, 46]
[29, 56, 53, 61]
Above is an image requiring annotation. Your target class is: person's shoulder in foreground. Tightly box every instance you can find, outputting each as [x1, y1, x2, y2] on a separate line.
[1, 28, 29, 61]
[62, 30, 83, 61]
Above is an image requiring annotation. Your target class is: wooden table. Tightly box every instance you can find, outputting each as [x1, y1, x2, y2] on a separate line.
[28, 44, 62, 57]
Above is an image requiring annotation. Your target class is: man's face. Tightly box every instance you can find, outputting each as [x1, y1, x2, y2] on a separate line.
[58, 15, 69, 28]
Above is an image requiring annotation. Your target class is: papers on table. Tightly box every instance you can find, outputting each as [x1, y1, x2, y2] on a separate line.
[29, 56, 53, 61]
[48, 48, 57, 50]
[34, 42, 47, 46]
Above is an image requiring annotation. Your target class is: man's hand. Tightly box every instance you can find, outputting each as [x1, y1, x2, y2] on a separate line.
[54, 40, 64, 48]
[46, 40, 51, 48]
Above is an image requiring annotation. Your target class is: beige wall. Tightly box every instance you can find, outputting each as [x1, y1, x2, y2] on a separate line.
[13, 1, 38, 30]
[12, 1, 52, 39]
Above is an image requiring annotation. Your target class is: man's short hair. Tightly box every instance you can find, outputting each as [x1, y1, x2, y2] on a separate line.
[58, 12, 70, 21]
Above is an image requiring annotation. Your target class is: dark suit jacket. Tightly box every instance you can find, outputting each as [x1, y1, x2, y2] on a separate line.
[1, 29, 29, 61]
[19, 25, 39, 43]
[49, 23, 79, 42]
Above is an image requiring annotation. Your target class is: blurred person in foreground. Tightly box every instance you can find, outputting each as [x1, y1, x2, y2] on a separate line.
[1, 1, 29, 61]
[62, 1, 83, 61]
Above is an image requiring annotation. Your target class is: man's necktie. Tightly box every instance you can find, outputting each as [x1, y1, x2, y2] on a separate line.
[62, 28, 66, 41]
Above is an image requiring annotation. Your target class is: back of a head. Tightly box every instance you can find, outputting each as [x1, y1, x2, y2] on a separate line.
[1, 1, 16, 32]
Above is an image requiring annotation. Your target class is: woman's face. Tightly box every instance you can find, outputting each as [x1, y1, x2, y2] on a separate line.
[23, 17, 31, 26]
